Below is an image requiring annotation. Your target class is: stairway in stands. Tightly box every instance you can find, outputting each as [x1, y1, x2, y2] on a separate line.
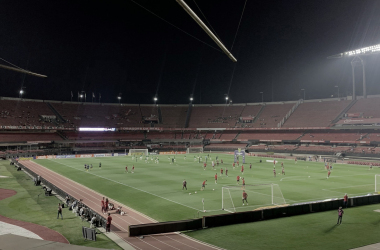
[46, 102, 66, 124]
[330, 99, 357, 125]
[252, 105, 265, 125]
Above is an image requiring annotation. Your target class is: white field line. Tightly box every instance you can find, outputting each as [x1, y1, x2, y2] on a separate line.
[48, 159, 202, 212]
[28, 160, 154, 224]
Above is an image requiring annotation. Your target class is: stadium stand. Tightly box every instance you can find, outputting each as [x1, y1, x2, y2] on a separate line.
[51, 102, 143, 128]
[237, 132, 302, 141]
[63, 131, 145, 140]
[188, 105, 245, 128]
[300, 133, 363, 142]
[0, 132, 61, 142]
[160, 106, 187, 128]
[252, 103, 294, 128]
[0, 99, 56, 127]
[282, 100, 351, 127]
[205, 143, 246, 150]
[237, 105, 263, 127]
[346, 97, 380, 118]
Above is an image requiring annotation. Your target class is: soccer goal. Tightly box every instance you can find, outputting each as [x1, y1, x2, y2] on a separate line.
[186, 147, 204, 154]
[375, 174, 380, 193]
[129, 149, 148, 156]
[222, 184, 286, 213]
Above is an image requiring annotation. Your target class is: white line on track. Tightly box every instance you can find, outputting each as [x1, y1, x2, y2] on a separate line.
[48, 159, 203, 212]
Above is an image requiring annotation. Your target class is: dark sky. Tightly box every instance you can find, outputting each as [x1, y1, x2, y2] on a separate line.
[1, 0, 380, 104]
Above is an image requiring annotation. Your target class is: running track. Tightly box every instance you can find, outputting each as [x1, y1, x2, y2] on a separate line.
[21, 160, 223, 250]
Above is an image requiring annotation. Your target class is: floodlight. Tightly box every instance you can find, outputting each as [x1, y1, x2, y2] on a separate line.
[80, 94, 83, 98]
[190, 97, 193, 101]
[19, 90, 24, 94]
[153, 97, 158, 101]
[117, 96, 121, 100]
[225, 96, 229, 100]
[328, 43, 380, 59]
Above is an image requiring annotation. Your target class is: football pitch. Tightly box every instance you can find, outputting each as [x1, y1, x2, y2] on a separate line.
[33, 153, 378, 222]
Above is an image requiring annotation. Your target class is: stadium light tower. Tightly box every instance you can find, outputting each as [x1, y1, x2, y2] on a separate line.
[327, 43, 380, 100]
[117, 95, 121, 104]
[301, 89, 305, 100]
[260, 92, 264, 103]
[153, 96, 158, 105]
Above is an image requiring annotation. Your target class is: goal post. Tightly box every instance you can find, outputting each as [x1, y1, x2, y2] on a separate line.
[186, 147, 204, 154]
[222, 184, 286, 213]
[375, 174, 380, 193]
[128, 149, 148, 156]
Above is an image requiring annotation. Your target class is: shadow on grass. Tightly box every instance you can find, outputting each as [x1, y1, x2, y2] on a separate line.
[324, 224, 338, 233]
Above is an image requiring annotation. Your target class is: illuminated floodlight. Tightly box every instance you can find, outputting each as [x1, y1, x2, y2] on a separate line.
[190, 97, 193, 101]
[225, 96, 229, 100]
[80, 94, 83, 98]
[19, 90, 24, 94]
[117, 96, 121, 100]
[153, 97, 158, 101]
[328, 43, 380, 59]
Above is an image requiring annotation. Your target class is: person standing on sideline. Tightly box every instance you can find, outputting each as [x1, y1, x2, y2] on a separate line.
[337, 207, 344, 224]
[105, 198, 109, 214]
[101, 197, 105, 214]
[106, 213, 112, 233]
[57, 203, 63, 219]
[182, 179, 187, 190]
[65, 195, 70, 207]
[215, 173, 218, 184]
[343, 194, 348, 208]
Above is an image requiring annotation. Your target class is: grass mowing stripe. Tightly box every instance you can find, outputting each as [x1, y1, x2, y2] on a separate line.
[48, 159, 202, 212]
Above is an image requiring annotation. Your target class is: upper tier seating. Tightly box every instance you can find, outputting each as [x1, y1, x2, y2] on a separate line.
[51, 103, 143, 128]
[252, 103, 294, 128]
[283, 100, 351, 127]
[160, 106, 187, 128]
[347, 98, 380, 117]
[188, 105, 245, 128]
[0, 100, 55, 127]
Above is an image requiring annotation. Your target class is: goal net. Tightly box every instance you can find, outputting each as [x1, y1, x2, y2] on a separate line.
[186, 147, 203, 154]
[129, 149, 148, 156]
[222, 184, 286, 213]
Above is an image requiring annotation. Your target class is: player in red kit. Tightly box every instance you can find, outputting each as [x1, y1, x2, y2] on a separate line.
[215, 173, 218, 184]
[273, 168, 276, 177]
[225, 168, 228, 176]
[237, 175, 240, 184]
[249, 163, 252, 169]
[201, 180, 207, 191]
[132, 165, 135, 173]
[204, 162, 207, 170]
[327, 170, 331, 178]
[242, 191, 248, 205]
[125, 166, 128, 173]
[241, 165, 244, 174]
[233, 162, 236, 169]
[220, 168, 223, 176]
[242, 177, 245, 190]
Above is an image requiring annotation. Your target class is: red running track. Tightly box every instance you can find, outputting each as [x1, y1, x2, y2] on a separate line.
[21, 161, 223, 250]
[0, 188, 69, 244]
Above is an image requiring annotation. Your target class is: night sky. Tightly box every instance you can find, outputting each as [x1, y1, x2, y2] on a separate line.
[1, 0, 380, 104]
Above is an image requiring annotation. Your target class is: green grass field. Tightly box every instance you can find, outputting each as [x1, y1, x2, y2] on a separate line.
[33, 153, 379, 222]
[11, 153, 380, 250]
[0, 161, 122, 249]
